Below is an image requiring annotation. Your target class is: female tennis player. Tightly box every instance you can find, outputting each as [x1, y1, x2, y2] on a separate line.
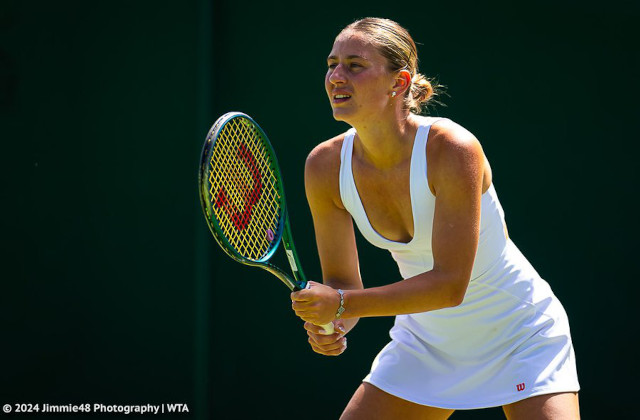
[291, 18, 580, 419]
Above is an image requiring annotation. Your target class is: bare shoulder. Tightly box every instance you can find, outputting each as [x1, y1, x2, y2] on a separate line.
[306, 133, 345, 173]
[305, 132, 347, 208]
[428, 118, 481, 153]
[425, 118, 486, 193]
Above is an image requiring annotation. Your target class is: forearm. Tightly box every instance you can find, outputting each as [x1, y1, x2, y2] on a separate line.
[340, 269, 468, 319]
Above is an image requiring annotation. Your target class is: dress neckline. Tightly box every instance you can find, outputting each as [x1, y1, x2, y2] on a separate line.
[345, 124, 429, 247]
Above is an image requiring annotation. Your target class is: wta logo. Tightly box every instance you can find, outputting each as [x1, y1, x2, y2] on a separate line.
[215, 143, 263, 230]
[516, 382, 525, 392]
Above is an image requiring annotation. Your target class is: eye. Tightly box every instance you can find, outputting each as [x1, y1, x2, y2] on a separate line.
[327, 63, 337, 69]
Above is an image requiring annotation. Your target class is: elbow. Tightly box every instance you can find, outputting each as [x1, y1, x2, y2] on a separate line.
[449, 294, 464, 308]
[447, 292, 465, 308]
[445, 277, 470, 308]
[424, 267, 471, 309]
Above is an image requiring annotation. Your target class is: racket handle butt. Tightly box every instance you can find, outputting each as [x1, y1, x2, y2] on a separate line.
[319, 322, 335, 335]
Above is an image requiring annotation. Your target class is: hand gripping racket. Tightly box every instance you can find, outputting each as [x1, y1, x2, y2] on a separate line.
[199, 112, 334, 334]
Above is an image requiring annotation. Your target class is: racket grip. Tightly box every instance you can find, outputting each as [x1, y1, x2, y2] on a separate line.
[319, 322, 335, 335]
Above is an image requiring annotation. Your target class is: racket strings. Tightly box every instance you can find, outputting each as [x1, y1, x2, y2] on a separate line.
[208, 118, 282, 260]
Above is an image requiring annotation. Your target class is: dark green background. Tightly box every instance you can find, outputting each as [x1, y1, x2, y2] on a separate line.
[2, 1, 638, 419]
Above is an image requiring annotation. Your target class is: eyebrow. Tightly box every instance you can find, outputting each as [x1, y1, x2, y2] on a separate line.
[327, 54, 367, 61]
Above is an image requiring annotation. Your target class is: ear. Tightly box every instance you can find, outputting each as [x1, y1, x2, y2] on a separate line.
[391, 69, 412, 96]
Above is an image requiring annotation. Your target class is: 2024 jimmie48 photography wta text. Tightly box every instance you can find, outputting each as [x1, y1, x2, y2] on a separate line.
[2, 403, 190, 415]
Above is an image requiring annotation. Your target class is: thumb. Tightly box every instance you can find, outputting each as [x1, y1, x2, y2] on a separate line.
[333, 319, 347, 335]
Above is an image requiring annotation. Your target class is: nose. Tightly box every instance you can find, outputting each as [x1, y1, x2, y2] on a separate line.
[328, 64, 347, 85]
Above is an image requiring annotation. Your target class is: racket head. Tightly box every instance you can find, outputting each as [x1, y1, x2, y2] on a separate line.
[199, 112, 288, 266]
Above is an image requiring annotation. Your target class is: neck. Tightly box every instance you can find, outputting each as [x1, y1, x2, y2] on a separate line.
[351, 111, 418, 169]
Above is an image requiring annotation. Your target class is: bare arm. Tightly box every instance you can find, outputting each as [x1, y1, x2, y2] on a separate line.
[292, 137, 363, 355]
[341, 123, 484, 317]
[293, 122, 485, 323]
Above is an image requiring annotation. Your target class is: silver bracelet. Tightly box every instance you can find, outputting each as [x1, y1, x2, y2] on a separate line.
[335, 289, 345, 319]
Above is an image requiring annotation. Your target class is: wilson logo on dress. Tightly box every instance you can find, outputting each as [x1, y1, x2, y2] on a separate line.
[516, 383, 525, 392]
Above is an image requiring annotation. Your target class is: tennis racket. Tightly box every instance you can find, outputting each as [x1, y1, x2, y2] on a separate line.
[198, 112, 334, 334]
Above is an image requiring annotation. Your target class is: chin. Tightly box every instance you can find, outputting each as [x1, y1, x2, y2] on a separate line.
[331, 108, 355, 124]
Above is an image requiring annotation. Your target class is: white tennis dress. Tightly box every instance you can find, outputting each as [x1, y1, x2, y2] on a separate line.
[339, 118, 580, 409]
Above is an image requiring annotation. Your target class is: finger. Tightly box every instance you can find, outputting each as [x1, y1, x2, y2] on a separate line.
[310, 345, 345, 357]
[309, 341, 343, 356]
[290, 289, 311, 302]
[305, 321, 345, 339]
[291, 300, 311, 311]
[304, 321, 337, 335]
[309, 336, 347, 356]
[308, 331, 343, 347]
[297, 313, 321, 325]
[293, 308, 311, 319]
[307, 325, 343, 342]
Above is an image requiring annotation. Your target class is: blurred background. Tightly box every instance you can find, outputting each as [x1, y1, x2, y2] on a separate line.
[1, 0, 638, 418]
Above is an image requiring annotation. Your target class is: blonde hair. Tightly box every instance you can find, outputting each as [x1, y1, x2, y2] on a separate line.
[340, 18, 442, 114]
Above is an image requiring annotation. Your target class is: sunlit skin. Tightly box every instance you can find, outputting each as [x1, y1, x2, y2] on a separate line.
[291, 29, 580, 419]
[292, 29, 485, 342]
[325, 32, 407, 126]
[324, 31, 415, 168]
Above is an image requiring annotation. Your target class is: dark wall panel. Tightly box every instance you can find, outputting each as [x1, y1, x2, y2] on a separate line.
[1, 0, 206, 415]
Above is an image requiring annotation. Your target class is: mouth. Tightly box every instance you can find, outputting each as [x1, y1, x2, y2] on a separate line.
[332, 94, 352, 104]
